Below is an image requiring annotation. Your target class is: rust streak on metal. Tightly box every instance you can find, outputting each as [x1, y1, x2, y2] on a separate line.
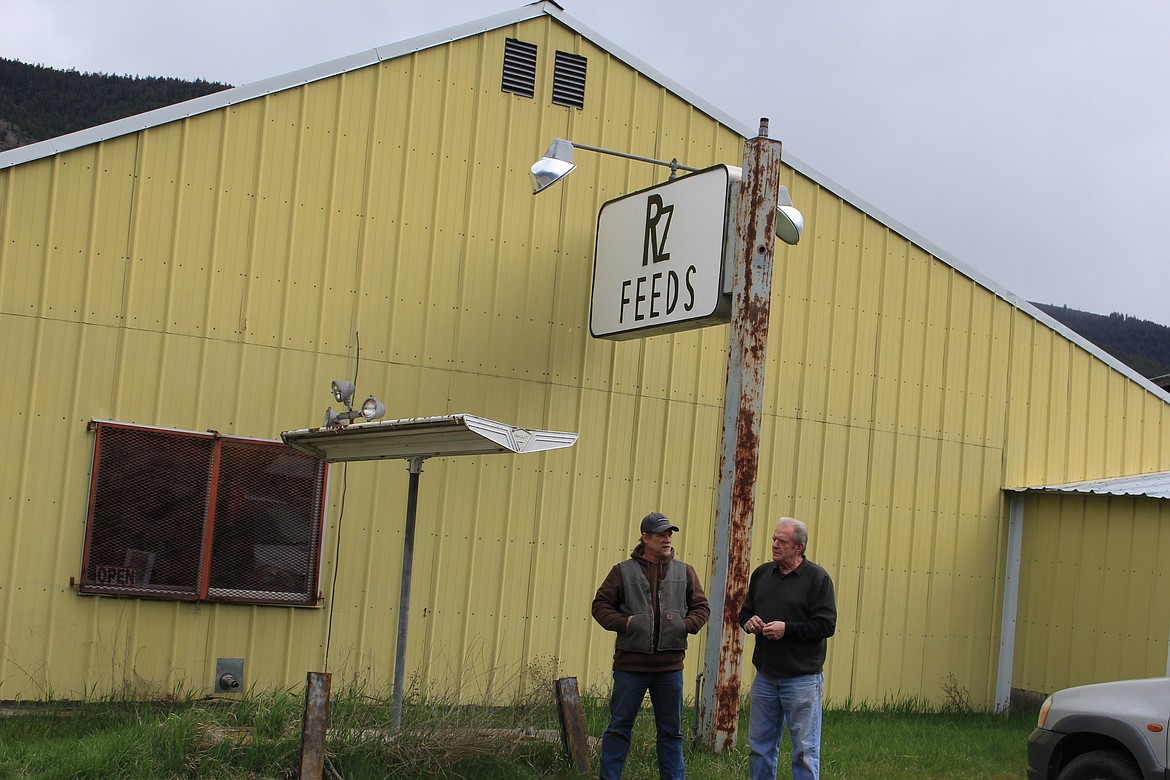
[699, 126, 786, 752]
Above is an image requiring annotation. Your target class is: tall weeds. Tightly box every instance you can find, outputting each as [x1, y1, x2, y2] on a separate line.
[0, 666, 1033, 779]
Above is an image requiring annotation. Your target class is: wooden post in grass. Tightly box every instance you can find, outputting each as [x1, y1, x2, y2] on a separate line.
[554, 677, 591, 774]
[300, 671, 331, 780]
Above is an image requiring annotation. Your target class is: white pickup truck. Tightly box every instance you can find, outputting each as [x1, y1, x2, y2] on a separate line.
[1027, 677, 1170, 780]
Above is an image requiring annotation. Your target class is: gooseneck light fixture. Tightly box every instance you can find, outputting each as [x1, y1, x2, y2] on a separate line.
[322, 379, 387, 428]
[530, 137, 701, 194]
[529, 136, 803, 245]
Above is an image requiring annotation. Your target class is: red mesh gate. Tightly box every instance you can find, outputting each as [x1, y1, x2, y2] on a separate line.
[80, 422, 327, 606]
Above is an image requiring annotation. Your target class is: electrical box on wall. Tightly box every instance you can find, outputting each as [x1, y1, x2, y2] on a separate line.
[215, 658, 244, 693]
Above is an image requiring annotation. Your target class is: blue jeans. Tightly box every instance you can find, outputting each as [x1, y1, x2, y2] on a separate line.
[599, 669, 685, 779]
[748, 671, 823, 780]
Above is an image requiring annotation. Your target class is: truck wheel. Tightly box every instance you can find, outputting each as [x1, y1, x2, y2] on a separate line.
[1057, 750, 1141, 780]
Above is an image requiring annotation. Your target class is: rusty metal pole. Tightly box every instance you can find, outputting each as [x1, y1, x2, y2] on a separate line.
[697, 119, 785, 752]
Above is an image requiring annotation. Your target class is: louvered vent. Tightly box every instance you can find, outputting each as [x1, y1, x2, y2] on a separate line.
[552, 51, 587, 109]
[501, 38, 537, 98]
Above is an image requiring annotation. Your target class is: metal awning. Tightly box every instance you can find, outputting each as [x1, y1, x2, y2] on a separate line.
[280, 411, 578, 733]
[1006, 471, 1170, 500]
[280, 413, 578, 463]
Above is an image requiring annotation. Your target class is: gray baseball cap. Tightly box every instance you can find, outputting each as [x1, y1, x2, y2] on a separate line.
[640, 512, 679, 534]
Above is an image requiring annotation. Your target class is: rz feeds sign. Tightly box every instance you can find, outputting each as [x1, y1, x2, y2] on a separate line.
[591, 165, 733, 340]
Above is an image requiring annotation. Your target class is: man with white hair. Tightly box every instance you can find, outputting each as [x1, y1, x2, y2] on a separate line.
[740, 517, 837, 780]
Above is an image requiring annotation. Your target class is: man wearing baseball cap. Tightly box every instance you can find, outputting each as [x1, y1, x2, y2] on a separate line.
[592, 511, 710, 779]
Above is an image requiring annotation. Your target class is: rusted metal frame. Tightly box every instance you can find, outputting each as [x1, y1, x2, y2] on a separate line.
[697, 121, 785, 752]
[78, 423, 108, 592]
[391, 455, 424, 732]
[312, 461, 330, 605]
[199, 434, 225, 601]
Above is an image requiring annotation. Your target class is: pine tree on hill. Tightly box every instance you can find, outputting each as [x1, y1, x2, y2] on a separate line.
[1033, 303, 1170, 379]
[0, 58, 230, 153]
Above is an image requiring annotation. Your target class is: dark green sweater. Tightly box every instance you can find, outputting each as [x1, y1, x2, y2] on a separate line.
[738, 557, 836, 678]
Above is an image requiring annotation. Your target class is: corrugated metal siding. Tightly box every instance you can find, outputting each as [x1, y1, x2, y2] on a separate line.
[1005, 315, 1170, 488]
[2, 11, 1170, 707]
[749, 181, 1019, 704]
[1015, 493, 1170, 692]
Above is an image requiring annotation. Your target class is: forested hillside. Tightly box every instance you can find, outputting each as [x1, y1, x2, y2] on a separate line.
[0, 58, 229, 152]
[1034, 303, 1170, 380]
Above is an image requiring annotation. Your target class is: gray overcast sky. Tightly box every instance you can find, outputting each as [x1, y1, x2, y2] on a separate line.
[4, 1, 1168, 327]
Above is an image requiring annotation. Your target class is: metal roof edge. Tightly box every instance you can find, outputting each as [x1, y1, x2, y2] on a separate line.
[0, 4, 549, 172]
[1005, 471, 1170, 501]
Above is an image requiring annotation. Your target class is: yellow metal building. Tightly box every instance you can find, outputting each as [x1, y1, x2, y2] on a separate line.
[1, 3, 1168, 710]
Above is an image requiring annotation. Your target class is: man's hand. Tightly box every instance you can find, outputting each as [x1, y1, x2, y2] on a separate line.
[761, 620, 786, 640]
[744, 615, 786, 639]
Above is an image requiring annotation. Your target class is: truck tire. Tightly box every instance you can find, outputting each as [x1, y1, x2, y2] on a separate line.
[1057, 749, 1141, 780]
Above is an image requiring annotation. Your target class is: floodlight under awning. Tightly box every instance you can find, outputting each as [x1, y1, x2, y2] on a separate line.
[280, 413, 578, 462]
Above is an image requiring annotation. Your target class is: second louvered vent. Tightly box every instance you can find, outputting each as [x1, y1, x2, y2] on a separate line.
[552, 51, 587, 109]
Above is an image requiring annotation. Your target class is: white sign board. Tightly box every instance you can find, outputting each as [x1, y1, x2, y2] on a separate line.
[591, 165, 733, 340]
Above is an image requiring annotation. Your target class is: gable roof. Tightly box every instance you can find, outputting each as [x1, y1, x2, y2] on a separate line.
[2, 1, 1167, 405]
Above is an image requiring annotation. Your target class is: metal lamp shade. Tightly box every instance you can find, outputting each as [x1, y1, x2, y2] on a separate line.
[775, 185, 804, 245]
[530, 138, 576, 193]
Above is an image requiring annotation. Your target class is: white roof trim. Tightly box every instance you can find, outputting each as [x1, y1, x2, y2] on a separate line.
[0, 4, 549, 171]
[1, 2, 1166, 406]
[1007, 472, 1170, 501]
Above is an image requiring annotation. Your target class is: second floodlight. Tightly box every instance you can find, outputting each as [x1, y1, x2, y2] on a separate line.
[775, 186, 803, 246]
[321, 380, 386, 428]
[361, 396, 387, 421]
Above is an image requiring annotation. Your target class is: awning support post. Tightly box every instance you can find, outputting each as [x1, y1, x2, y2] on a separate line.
[391, 455, 424, 732]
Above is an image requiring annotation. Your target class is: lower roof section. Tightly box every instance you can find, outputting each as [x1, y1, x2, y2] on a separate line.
[1007, 471, 1170, 500]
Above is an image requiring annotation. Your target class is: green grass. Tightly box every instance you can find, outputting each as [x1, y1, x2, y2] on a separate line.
[819, 708, 1031, 779]
[0, 691, 1035, 779]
